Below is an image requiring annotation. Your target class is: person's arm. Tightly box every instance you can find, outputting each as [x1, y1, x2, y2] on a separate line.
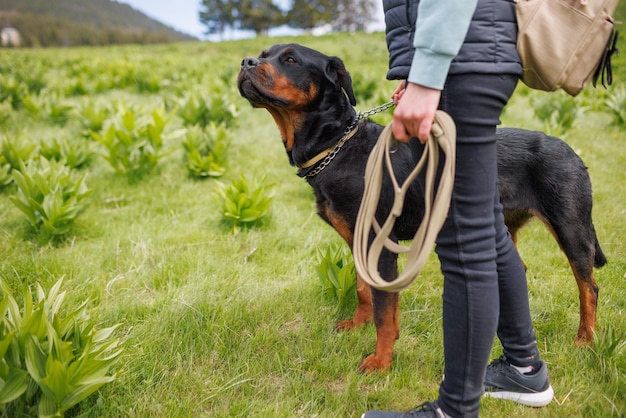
[408, 0, 478, 89]
[392, 0, 477, 143]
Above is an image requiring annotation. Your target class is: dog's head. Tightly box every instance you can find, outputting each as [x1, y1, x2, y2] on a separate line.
[238, 44, 357, 160]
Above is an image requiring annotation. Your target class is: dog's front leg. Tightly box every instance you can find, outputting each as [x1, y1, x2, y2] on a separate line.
[358, 287, 399, 373]
[350, 235, 400, 373]
[319, 203, 375, 331]
[336, 274, 373, 331]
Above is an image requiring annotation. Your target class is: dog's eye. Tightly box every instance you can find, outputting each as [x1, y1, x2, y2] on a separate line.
[285, 56, 297, 64]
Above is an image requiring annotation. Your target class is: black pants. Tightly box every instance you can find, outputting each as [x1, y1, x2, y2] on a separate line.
[424, 74, 541, 417]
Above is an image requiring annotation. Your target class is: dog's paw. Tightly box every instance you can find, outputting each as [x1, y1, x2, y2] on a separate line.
[335, 311, 373, 332]
[575, 330, 593, 346]
[335, 319, 360, 332]
[358, 354, 392, 374]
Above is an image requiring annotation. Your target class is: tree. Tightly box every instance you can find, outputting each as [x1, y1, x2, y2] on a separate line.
[235, 0, 284, 35]
[286, 0, 332, 31]
[200, 0, 236, 35]
[332, 0, 376, 32]
[199, 0, 377, 38]
[286, 0, 375, 32]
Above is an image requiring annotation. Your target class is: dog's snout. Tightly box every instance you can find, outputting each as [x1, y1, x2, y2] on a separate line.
[241, 57, 260, 70]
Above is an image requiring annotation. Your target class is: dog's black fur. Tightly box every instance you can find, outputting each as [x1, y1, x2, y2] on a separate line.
[238, 43, 606, 373]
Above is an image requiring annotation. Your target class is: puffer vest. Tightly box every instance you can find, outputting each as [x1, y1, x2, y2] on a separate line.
[383, 0, 522, 80]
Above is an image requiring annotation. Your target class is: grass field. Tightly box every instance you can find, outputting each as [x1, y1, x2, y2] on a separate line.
[0, 29, 625, 417]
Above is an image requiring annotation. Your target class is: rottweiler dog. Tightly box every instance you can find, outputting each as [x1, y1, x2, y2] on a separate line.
[237, 43, 607, 373]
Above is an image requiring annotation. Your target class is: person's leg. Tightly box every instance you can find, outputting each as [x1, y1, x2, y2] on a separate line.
[483, 187, 553, 408]
[492, 184, 541, 366]
[435, 74, 520, 417]
[435, 141, 499, 417]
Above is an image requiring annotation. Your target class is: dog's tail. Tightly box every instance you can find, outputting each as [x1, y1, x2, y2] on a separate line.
[594, 233, 608, 268]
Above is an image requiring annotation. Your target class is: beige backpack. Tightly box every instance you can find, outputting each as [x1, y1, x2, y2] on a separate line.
[516, 0, 620, 96]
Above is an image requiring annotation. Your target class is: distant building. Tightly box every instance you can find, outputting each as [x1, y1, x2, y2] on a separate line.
[1, 27, 21, 47]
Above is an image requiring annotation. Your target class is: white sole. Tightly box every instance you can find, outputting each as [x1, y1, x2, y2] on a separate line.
[483, 385, 554, 407]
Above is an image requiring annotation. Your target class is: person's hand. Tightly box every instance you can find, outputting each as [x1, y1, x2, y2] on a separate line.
[391, 80, 407, 104]
[391, 81, 442, 144]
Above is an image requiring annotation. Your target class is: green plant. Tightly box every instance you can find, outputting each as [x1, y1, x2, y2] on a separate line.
[0, 159, 11, 189]
[176, 88, 238, 128]
[77, 101, 111, 137]
[20, 95, 40, 116]
[21, 93, 74, 126]
[45, 100, 74, 127]
[604, 86, 626, 127]
[39, 137, 93, 170]
[0, 75, 28, 109]
[10, 158, 91, 243]
[1, 136, 37, 171]
[315, 245, 357, 311]
[214, 174, 274, 233]
[0, 101, 12, 126]
[588, 325, 626, 376]
[530, 92, 586, 136]
[134, 70, 162, 93]
[91, 105, 176, 181]
[14, 63, 46, 96]
[62, 77, 89, 96]
[182, 123, 228, 178]
[0, 278, 122, 417]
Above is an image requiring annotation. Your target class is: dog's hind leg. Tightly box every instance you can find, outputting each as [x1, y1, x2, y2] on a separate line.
[570, 261, 599, 345]
[535, 212, 602, 345]
[503, 209, 534, 270]
[557, 220, 601, 344]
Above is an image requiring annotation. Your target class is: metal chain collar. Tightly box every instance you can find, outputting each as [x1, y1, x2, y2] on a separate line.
[356, 101, 395, 120]
[304, 101, 395, 178]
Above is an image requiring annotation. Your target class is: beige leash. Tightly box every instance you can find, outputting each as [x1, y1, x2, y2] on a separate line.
[353, 110, 456, 292]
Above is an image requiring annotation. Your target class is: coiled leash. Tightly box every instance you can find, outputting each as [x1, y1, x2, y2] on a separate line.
[353, 111, 456, 292]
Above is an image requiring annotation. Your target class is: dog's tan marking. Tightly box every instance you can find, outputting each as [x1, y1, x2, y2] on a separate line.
[320, 202, 375, 330]
[359, 291, 399, 374]
[265, 64, 317, 108]
[573, 266, 598, 345]
[320, 202, 352, 244]
[266, 108, 302, 152]
[252, 63, 317, 151]
[336, 274, 374, 330]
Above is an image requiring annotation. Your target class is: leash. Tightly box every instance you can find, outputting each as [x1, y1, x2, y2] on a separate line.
[353, 111, 456, 292]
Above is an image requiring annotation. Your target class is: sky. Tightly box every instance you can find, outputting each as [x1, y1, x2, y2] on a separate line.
[117, 0, 208, 40]
[116, 0, 385, 41]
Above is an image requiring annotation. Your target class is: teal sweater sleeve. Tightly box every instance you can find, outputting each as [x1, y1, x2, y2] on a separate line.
[407, 0, 479, 89]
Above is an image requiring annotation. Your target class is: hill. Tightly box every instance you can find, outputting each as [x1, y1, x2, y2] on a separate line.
[0, 0, 197, 47]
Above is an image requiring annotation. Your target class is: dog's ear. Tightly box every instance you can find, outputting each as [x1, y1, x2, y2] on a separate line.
[325, 56, 357, 106]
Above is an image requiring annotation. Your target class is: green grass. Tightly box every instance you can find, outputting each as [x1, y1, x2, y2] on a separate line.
[0, 31, 625, 417]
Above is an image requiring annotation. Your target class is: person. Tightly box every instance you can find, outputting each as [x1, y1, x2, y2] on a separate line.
[362, 0, 554, 417]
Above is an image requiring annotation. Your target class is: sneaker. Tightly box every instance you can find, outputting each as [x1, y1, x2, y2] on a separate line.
[362, 401, 447, 418]
[483, 355, 554, 407]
